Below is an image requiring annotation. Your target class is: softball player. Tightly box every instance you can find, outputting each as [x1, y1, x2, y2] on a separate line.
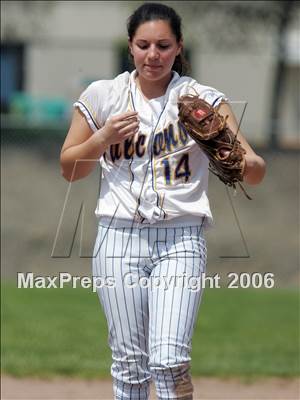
[60, 3, 266, 399]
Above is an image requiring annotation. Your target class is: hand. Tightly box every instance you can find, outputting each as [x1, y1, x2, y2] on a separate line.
[99, 111, 140, 146]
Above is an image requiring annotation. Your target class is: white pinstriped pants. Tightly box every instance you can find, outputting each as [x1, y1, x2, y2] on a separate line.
[92, 222, 207, 400]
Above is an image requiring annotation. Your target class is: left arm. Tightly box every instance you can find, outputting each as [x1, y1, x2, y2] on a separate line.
[218, 102, 266, 185]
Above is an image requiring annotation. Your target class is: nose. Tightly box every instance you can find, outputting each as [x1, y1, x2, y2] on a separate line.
[148, 45, 159, 60]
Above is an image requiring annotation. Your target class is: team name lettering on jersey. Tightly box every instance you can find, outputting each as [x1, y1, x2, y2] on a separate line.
[106, 122, 190, 163]
[153, 122, 189, 157]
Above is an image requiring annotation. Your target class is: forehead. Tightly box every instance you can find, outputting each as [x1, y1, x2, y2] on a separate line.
[133, 20, 176, 40]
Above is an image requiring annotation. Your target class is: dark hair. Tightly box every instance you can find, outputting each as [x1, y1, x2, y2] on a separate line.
[127, 2, 190, 76]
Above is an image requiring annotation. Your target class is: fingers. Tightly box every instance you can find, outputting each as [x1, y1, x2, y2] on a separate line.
[116, 117, 139, 130]
[111, 111, 139, 130]
[113, 111, 138, 122]
[114, 112, 140, 138]
[119, 120, 139, 136]
[104, 111, 140, 145]
[123, 130, 139, 141]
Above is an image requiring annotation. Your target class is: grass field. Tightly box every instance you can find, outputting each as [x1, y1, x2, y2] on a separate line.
[1, 283, 299, 379]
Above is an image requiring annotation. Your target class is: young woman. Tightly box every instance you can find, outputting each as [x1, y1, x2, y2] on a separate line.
[60, 3, 266, 399]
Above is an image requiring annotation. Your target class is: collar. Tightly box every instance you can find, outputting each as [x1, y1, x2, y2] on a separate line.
[129, 69, 180, 98]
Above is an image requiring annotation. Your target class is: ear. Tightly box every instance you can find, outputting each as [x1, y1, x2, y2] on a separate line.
[128, 38, 133, 56]
[176, 40, 183, 56]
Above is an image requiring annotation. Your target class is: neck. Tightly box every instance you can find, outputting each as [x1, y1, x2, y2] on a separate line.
[135, 72, 173, 100]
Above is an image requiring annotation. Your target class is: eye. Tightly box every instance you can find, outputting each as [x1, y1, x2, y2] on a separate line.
[158, 44, 170, 50]
[136, 42, 150, 50]
[136, 42, 171, 50]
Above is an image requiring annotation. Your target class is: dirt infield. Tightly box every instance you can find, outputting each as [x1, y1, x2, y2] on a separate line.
[1, 376, 299, 400]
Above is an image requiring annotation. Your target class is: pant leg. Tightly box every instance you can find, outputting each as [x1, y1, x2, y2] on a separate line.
[148, 226, 207, 399]
[92, 225, 152, 399]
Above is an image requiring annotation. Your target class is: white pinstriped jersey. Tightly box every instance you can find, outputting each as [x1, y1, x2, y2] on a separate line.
[74, 70, 227, 227]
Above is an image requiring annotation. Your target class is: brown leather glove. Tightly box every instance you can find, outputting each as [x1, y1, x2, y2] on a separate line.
[178, 94, 251, 199]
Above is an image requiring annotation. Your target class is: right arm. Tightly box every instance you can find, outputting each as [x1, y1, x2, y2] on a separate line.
[60, 108, 139, 182]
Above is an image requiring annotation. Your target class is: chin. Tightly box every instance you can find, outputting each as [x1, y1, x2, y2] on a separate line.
[140, 68, 170, 82]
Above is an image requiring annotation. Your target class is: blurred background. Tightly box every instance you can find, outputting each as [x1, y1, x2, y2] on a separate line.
[1, 0, 299, 285]
[1, 1, 299, 396]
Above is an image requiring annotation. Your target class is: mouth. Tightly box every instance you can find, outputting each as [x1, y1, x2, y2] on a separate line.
[144, 64, 162, 70]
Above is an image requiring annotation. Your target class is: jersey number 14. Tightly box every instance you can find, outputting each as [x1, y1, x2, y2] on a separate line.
[161, 153, 191, 185]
